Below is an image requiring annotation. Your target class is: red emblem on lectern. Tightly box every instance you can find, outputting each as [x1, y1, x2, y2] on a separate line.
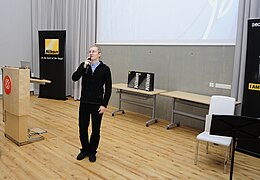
[4, 75, 12, 95]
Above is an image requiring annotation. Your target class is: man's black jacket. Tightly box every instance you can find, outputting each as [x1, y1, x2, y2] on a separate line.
[72, 61, 112, 107]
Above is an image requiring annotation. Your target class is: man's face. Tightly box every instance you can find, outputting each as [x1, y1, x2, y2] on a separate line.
[89, 47, 101, 60]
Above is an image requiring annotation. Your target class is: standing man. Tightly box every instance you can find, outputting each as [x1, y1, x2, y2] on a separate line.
[72, 45, 112, 162]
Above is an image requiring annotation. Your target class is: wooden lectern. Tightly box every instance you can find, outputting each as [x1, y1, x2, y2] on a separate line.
[2, 67, 48, 146]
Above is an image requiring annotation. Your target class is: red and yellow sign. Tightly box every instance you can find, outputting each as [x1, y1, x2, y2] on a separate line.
[4, 75, 12, 95]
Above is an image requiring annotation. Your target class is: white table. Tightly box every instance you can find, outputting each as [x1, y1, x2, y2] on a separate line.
[160, 91, 211, 129]
[112, 83, 167, 127]
[160, 91, 240, 129]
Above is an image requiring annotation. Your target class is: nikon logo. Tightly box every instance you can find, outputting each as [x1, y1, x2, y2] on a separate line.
[145, 74, 150, 91]
[134, 73, 139, 89]
[45, 50, 58, 54]
[252, 22, 260, 27]
[45, 39, 59, 55]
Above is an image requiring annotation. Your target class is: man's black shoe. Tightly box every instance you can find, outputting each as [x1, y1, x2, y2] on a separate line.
[89, 154, 96, 162]
[76, 152, 88, 160]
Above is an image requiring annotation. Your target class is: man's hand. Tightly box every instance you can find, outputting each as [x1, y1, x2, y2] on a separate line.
[98, 105, 107, 114]
[83, 57, 91, 68]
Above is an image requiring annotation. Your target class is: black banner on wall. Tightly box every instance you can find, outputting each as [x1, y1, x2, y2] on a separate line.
[240, 19, 260, 158]
[242, 19, 260, 117]
[38, 30, 67, 100]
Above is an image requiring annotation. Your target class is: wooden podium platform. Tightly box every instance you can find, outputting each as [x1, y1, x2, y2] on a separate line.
[2, 67, 49, 146]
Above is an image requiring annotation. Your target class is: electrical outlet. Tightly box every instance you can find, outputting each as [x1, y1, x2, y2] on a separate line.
[209, 82, 214, 87]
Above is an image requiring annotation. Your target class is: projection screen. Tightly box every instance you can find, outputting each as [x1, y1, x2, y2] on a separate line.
[96, 0, 240, 45]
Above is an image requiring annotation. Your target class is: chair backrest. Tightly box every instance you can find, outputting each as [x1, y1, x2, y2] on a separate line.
[205, 95, 236, 132]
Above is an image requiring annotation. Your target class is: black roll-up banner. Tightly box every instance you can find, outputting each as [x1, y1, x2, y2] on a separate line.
[242, 19, 260, 117]
[38, 30, 67, 100]
[240, 18, 260, 160]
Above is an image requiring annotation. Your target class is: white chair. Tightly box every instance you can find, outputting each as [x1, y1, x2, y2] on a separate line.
[194, 95, 236, 173]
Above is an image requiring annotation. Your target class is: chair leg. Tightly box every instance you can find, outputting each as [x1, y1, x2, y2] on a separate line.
[194, 140, 199, 165]
[206, 142, 209, 154]
[224, 146, 229, 174]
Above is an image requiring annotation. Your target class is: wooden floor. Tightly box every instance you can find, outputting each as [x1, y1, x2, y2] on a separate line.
[0, 96, 259, 179]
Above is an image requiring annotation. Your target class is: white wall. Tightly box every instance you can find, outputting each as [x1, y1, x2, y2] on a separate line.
[0, 0, 32, 69]
[101, 45, 235, 129]
[0, 0, 32, 94]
